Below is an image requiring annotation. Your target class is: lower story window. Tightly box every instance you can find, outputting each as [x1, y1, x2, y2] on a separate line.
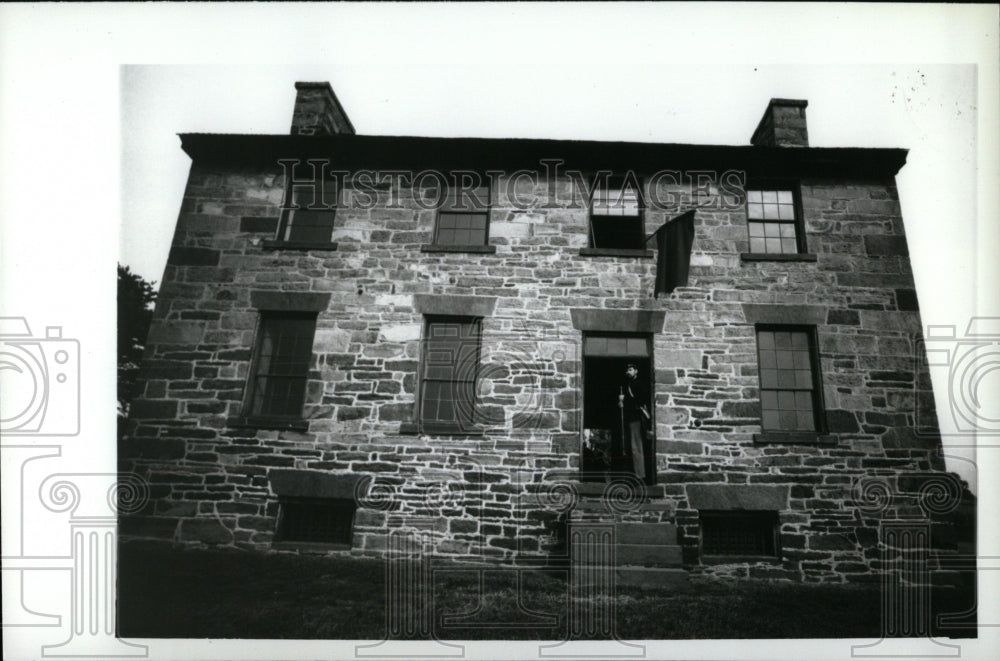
[699, 510, 780, 557]
[276, 497, 356, 545]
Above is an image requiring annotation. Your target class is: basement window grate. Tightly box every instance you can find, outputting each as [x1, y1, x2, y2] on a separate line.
[276, 497, 356, 545]
[699, 510, 780, 557]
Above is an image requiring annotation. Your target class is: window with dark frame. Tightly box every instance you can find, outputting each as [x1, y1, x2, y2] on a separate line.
[419, 316, 482, 431]
[700, 511, 780, 557]
[275, 497, 355, 545]
[745, 186, 803, 254]
[589, 179, 644, 250]
[277, 166, 337, 243]
[245, 312, 317, 419]
[755, 326, 824, 433]
[433, 184, 490, 247]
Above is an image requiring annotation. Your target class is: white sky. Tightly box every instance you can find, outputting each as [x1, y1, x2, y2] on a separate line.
[2, 4, 999, 659]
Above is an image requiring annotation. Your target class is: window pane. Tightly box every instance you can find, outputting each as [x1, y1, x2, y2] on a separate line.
[777, 190, 793, 204]
[781, 238, 797, 253]
[748, 203, 763, 219]
[748, 222, 765, 237]
[779, 223, 797, 238]
[764, 222, 780, 238]
[760, 369, 778, 388]
[762, 410, 781, 429]
[749, 238, 766, 253]
[776, 351, 794, 369]
[765, 238, 781, 253]
[763, 203, 780, 219]
[757, 331, 775, 350]
[760, 390, 778, 410]
[795, 370, 813, 388]
[778, 203, 796, 221]
[747, 190, 762, 203]
[777, 391, 796, 410]
[761, 191, 777, 203]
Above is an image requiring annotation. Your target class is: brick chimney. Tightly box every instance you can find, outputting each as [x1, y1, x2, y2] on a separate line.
[751, 98, 808, 147]
[290, 82, 355, 136]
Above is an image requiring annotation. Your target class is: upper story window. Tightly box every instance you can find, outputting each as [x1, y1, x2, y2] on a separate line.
[589, 179, 644, 251]
[745, 186, 804, 255]
[419, 316, 482, 432]
[245, 312, 317, 420]
[277, 167, 337, 244]
[755, 326, 824, 434]
[434, 185, 490, 247]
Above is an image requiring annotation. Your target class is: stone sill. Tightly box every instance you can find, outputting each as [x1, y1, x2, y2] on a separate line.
[576, 482, 665, 498]
[272, 541, 352, 553]
[227, 415, 309, 432]
[579, 248, 654, 259]
[420, 244, 497, 254]
[398, 422, 485, 437]
[700, 554, 782, 564]
[740, 252, 817, 262]
[753, 432, 836, 445]
[261, 240, 339, 251]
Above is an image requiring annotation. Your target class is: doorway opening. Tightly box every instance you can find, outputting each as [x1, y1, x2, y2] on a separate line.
[581, 333, 655, 484]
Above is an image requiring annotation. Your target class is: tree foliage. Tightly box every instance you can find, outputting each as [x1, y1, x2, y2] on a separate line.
[118, 263, 157, 430]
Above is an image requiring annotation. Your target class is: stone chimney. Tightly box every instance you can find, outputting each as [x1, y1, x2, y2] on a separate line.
[751, 98, 808, 147]
[290, 82, 355, 136]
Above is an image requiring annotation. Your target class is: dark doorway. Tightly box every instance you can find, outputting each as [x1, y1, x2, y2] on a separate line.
[581, 334, 655, 484]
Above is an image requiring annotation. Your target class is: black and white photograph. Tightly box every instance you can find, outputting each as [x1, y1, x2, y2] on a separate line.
[1, 3, 997, 660]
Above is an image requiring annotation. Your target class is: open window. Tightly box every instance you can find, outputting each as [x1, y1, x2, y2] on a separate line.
[276, 162, 337, 244]
[433, 184, 490, 247]
[581, 333, 654, 483]
[588, 178, 644, 251]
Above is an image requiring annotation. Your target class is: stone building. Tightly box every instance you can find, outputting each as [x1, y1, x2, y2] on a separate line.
[120, 82, 964, 584]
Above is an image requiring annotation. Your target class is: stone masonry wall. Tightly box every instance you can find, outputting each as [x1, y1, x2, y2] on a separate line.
[120, 158, 954, 583]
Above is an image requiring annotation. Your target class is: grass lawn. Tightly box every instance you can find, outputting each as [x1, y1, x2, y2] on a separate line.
[118, 541, 976, 640]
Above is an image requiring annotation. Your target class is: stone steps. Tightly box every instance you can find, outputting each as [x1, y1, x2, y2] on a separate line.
[570, 520, 688, 589]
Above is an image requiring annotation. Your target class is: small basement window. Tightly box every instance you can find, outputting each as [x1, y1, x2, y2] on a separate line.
[276, 497, 356, 545]
[699, 511, 780, 558]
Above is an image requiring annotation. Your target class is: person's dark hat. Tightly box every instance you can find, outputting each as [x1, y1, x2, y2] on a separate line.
[625, 362, 638, 370]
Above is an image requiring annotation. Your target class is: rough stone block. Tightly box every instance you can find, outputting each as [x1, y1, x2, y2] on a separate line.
[686, 484, 789, 510]
[179, 518, 233, 545]
[864, 235, 909, 256]
[147, 321, 205, 346]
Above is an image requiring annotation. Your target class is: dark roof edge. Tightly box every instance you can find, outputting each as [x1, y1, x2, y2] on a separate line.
[177, 133, 908, 177]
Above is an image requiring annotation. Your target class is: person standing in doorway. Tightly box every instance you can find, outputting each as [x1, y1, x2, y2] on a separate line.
[620, 363, 650, 480]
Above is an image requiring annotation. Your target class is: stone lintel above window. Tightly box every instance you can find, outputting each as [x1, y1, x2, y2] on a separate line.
[570, 309, 666, 333]
[686, 484, 789, 510]
[412, 294, 497, 317]
[741, 304, 826, 326]
[269, 469, 367, 499]
[250, 291, 332, 312]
